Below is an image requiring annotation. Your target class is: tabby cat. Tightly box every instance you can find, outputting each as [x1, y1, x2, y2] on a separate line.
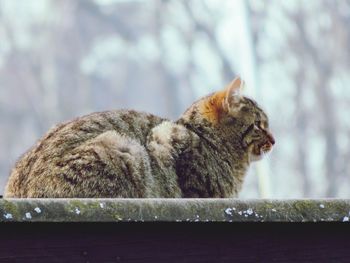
[4, 77, 274, 198]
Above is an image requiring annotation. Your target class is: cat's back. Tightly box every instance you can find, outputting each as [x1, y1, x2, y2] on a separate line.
[37, 109, 165, 153]
[56, 109, 165, 146]
[25, 109, 165, 160]
[5, 109, 166, 197]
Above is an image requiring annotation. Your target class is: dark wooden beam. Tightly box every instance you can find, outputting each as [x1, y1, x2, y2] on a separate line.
[0, 222, 349, 262]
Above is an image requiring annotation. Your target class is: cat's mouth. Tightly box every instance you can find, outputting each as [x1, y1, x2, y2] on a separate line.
[250, 135, 275, 161]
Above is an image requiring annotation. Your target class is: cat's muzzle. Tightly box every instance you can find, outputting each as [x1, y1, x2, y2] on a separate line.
[250, 133, 275, 161]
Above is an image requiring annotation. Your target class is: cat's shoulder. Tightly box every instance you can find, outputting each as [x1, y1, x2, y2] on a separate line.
[149, 121, 199, 148]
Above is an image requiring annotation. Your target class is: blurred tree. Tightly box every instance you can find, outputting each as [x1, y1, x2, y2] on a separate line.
[1, 0, 350, 198]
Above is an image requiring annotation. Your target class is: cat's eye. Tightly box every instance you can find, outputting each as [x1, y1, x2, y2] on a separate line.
[262, 121, 268, 129]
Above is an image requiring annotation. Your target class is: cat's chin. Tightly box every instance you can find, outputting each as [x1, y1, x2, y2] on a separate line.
[249, 153, 264, 162]
[249, 148, 272, 162]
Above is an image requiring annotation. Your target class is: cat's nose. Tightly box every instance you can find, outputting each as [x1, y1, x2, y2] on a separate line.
[268, 133, 275, 145]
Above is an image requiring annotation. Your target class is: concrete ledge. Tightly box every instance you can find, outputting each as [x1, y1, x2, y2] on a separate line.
[1, 199, 350, 222]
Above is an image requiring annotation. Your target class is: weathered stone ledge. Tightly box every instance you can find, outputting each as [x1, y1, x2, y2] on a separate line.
[1, 199, 350, 222]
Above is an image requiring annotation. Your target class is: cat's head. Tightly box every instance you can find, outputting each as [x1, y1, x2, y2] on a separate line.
[182, 77, 275, 161]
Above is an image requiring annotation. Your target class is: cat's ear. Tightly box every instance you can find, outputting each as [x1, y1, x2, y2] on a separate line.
[199, 77, 244, 124]
[223, 77, 244, 110]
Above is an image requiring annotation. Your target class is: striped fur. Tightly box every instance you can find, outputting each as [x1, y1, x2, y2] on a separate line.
[5, 78, 274, 198]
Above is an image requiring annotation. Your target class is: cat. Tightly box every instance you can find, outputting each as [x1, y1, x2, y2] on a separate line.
[4, 77, 275, 198]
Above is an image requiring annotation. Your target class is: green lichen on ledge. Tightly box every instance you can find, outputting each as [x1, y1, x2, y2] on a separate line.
[1, 199, 350, 222]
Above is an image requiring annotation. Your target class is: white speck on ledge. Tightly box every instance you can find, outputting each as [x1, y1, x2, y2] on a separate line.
[99, 203, 105, 208]
[4, 213, 13, 219]
[34, 207, 41, 213]
[75, 208, 81, 215]
[343, 216, 349, 222]
[225, 208, 233, 216]
[320, 204, 325, 209]
[238, 211, 242, 215]
[246, 208, 253, 215]
[271, 208, 277, 212]
[25, 212, 32, 219]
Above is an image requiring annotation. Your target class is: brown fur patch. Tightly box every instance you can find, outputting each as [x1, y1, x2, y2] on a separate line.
[198, 89, 227, 124]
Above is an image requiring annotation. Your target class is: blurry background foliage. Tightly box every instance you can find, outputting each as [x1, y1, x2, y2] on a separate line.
[1, 0, 350, 197]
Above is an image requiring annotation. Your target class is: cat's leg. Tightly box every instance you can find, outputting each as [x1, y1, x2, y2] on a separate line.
[55, 131, 156, 197]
